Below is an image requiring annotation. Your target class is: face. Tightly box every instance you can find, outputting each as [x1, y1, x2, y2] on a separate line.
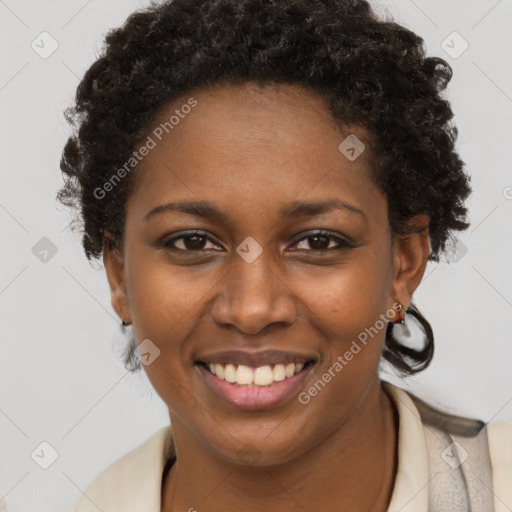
[104, 82, 429, 466]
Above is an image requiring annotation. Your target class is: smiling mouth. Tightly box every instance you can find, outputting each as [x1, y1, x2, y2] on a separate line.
[195, 361, 316, 387]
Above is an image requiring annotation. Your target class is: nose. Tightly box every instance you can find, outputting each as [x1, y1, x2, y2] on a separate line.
[211, 252, 297, 335]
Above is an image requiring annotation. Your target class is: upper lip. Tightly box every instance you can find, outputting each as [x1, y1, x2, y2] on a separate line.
[195, 349, 317, 367]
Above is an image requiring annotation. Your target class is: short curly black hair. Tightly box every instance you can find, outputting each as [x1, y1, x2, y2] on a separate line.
[57, 0, 471, 375]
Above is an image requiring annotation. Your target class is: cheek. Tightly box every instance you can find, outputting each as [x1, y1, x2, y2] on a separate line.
[124, 251, 227, 405]
[298, 252, 391, 336]
[295, 251, 392, 392]
[127, 252, 219, 338]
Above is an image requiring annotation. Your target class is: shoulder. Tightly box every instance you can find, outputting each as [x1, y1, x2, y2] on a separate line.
[384, 380, 511, 440]
[405, 386, 486, 437]
[405, 385, 512, 447]
[413, 390, 512, 512]
[487, 419, 512, 441]
[486, 421, 512, 511]
[384, 381, 512, 512]
[74, 425, 174, 512]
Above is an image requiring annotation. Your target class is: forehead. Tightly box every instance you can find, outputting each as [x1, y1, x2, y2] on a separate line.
[127, 82, 385, 224]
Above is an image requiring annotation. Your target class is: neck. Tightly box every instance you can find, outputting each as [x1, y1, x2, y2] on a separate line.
[162, 380, 398, 512]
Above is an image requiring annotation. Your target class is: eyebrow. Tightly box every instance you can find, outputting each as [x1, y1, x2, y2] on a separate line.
[143, 198, 366, 223]
[144, 201, 230, 223]
[280, 199, 366, 220]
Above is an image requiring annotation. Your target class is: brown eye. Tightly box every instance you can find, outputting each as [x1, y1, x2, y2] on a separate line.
[305, 235, 332, 250]
[163, 231, 223, 252]
[178, 235, 208, 250]
[288, 230, 354, 252]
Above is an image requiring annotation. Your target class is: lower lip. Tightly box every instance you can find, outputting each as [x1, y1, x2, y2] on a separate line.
[197, 364, 314, 410]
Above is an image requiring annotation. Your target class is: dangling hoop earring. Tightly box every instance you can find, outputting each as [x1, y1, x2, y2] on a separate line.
[383, 302, 434, 373]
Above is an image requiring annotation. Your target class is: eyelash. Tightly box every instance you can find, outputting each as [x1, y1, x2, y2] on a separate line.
[162, 230, 355, 253]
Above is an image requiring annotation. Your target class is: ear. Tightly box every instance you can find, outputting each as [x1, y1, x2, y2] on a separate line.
[102, 234, 131, 324]
[389, 214, 431, 318]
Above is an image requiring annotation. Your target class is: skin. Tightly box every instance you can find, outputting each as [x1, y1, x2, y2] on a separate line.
[103, 82, 430, 511]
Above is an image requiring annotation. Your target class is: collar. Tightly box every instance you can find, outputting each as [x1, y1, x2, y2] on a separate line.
[383, 381, 429, 511]
[75, 381, 430, 512]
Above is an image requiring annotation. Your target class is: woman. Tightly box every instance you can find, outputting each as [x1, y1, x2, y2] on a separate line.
[57, 0, 511, 510]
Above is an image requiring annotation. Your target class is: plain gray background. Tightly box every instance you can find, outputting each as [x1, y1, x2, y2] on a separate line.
[1, 0, 511, 510]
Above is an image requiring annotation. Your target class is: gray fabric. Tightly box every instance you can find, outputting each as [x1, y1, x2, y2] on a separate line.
[409, 392, 495, 512]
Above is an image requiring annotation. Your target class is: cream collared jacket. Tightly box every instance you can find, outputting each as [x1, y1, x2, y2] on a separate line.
[70, 382, 511, 512]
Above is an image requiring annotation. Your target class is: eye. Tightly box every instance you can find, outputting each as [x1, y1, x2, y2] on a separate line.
[162, 231, 223, 252]
[161, 229, 354, 254]
[287, 230, 354, 252]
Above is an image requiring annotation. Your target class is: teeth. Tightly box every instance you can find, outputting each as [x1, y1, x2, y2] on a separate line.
[273, 364, 286, 382]
[214, 363, 225, 379]
[224, 364, 237, 383]
[254, 365, 274, 386]
[285, 363, 295, 378]
[204, 362, 308, 387]
[236, 365, 254, 385]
